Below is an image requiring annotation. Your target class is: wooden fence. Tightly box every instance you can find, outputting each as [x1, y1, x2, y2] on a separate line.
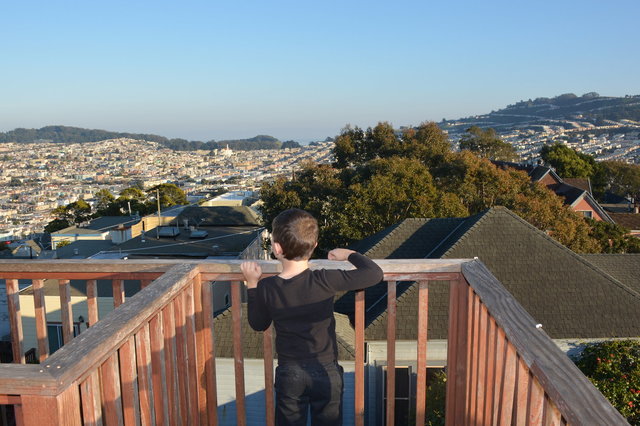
[0, 258, 629, 425]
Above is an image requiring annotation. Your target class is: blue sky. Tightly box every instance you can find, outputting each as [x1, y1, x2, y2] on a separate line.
[1, 0, 639, 142]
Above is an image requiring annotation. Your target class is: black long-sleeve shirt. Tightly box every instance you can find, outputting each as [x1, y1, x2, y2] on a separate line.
[247, 252, 384, 363]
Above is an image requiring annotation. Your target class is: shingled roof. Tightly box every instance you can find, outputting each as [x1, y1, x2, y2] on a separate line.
[213, 303, 356, 360]
[581, 254, 640, 294]
[344, 207, 640, 340]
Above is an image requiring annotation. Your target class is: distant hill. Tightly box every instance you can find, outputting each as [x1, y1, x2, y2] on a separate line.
[444, 92, 640, 134]
[0, 125, 286, 151]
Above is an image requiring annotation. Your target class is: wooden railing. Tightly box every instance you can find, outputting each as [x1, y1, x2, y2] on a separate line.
[0, 258, 629, 425]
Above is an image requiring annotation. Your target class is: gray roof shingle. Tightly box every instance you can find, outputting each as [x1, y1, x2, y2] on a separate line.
[345, 207, 640, 340]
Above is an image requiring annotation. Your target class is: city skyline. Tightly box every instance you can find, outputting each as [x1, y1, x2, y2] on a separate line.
[2, 0, 639, 142]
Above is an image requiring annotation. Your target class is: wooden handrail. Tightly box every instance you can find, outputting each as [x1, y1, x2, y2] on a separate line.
[0, 258, 630, 425]
[461, 260, 629, 425]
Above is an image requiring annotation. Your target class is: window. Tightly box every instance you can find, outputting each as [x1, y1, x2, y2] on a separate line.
[578, 210, 593, 218]
[224, 293, 230, 307]
[47, 322, 81, 354]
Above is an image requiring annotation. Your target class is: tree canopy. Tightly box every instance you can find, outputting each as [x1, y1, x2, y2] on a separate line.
[260, 121, 606, 255]
[540, 143, 596, 178]
[459, 126, 518, 161]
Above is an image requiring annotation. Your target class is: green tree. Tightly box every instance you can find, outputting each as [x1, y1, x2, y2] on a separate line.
[44, 218, 71, 233]
[66, 199, 93, 223]
[587, 219, 640, 253]
[459, 126, 518, 161]
[540, 143, 596, 178]
[573, 340, 640, 424]
[94, 189, 115, 214]
[147, 183, 188, 208]
[599, 161, 640, 201]
[261, 122, 602, 255]
[333, 121, 450, 169]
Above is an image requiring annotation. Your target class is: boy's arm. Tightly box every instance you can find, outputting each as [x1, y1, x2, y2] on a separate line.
[326, 249, 384, 291]
[241, 262, 272, 331]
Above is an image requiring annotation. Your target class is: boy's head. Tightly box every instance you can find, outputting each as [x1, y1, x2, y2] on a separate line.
[271, 208, 318, 260]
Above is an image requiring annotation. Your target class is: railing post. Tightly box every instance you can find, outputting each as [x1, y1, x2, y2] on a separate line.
[386, 281, 396, 426]
[6, 279, 25, 363]
[22, 386, 82, 426]
[415, 281, 429, 426]
[446, 276, 469, 426]
[59, 279, 74, 345]
[231, 280, 246, 426]
[354, 289, 365, 426]
[32, 279, 49, 362]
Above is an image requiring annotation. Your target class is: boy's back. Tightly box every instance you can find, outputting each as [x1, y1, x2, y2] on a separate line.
[248, 252, 383, 364]
[241, 208, 383, 425]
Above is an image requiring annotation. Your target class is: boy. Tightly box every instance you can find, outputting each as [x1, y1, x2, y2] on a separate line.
[241, 208, 383, 426]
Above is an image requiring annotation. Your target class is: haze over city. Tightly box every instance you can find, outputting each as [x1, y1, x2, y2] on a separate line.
[2, 0, 639, 142]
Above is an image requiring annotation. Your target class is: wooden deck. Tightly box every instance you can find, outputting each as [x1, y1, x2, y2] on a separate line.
[0, 258, 629, 425]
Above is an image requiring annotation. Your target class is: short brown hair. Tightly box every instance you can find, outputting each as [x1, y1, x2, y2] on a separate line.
[271, 209, 318, 260]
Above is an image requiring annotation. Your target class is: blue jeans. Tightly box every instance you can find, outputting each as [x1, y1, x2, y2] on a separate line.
[275, 360, 344, 426]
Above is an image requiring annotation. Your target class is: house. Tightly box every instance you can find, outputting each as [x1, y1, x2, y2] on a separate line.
[494, 162, 614, 222]
[50, 215, 141, 249]
[608, 213, 640, 237]
[18, 279, 140, 354]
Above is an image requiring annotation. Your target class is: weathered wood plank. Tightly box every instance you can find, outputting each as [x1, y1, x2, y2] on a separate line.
[447, 277, 468, 426]
[119, 336, 141, 425]
[101, 353, 124, 426]
[445, 277, 459, 426]
[201, 279, 218, 426]
[21, 385, 82, 426]
[0, 364, 58, 395]
[162, 301, 180, 424]
[492, 327, 506, 425]
[32, 279, 50, 362]
[415, 281, 429, 426]
[386, 280, 396, 426]
[193, 275, 209, 425]
[113, 279, 125, 308]
[543, 397, 563, 426]
[468, 293, 480, 425]
[80, 370, 103, 426]
[0, 395, 21, 404]
[462, 260, 629, 425]
[231, 281, 246, 426]
[528, 376, 545, 425]
[173, 293, 190, 425]
[184, 286, 201, 425]
[59, 279, 74, 345]
[192, 274, 209, 425]
[6, 279, 25, 364]
[0, 257, 471, 276]
[86, 279, 99, 326]
[263, 326, 275, 426]
[135, 324, 155, 426]
[497, 341, 517, 426]
[484, 317, 497, 426]
[37, 264, 199, 390]
[355, 290, 365, 426]
[475, 303, 488, 426]
[149, 313, 169, 426]
[514, 357, 530, 426]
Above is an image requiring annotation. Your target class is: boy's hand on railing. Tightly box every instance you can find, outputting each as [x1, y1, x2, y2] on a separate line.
[241, 261, 262, 289]
[327, 248, 356, 261]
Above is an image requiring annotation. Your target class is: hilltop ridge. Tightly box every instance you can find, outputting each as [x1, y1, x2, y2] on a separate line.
[444, 92, 640, 134]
